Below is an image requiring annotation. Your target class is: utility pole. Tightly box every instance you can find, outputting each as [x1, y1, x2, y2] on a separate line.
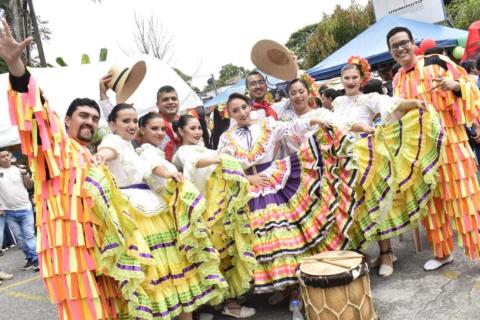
[26, 0, 46, 67]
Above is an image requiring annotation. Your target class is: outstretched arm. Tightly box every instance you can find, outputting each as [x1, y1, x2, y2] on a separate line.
[0, 19, 33, 76]
[195, 155, 221, 168]
[153, 165, 183, 182]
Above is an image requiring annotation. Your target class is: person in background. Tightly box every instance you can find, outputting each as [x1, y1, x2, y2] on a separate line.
[321, 88, 338, 110]
[460, 60, 478, 82]
[362, 78, 387, 126]
[0, 148, 38, 272]
[318, 83, 329, 98]
[210, 107, 231, 149]
[99, 75, 182, 161]
[245, 70, 278, 120]
[363, 78, 386, 95]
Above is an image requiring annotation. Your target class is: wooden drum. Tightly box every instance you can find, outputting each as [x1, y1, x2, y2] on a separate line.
[297, 251, 377, 320]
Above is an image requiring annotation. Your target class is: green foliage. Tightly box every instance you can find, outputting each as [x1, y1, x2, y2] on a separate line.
[446, 0, 480, 30]
[55, 57, 67, 66]
[56, 48, 108, 67]
[305, 1, 375, 69]
[99, 48, 108, 62]
[81, 54, 90, 64]
[217, 63, 249, 86]
[285, 23, 317, 69]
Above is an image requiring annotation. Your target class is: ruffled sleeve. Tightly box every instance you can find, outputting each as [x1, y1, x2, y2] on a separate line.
[138, 143, 177, 174]
[365, 92, 402, 124]
[99, 98, 114, 121]
[270, 116, 312, 141]
[98, 134, 125, 160]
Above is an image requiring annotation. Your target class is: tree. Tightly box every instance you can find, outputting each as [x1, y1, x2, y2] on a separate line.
[304, 1, 375, 69]
[217, 63, 248, 86]
[446, 0, 480, 30]
[285, 23, 317, 69]
[0, 0, 51, 72]
[121, 12, 175, 63]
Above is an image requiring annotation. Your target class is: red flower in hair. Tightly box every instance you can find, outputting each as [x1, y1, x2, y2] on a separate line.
[347, 56, 371, 86]
[300, 73, 319, 108]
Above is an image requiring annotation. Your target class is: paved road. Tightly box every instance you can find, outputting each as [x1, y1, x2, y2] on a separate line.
[1, 231, 479, 319]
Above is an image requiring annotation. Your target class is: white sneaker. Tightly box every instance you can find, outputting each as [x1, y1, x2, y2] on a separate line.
[0, 271, 13, 280]
[423, 255, 453, 271]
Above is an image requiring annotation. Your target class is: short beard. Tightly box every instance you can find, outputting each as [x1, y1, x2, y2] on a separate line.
[76, 127, 94, 143]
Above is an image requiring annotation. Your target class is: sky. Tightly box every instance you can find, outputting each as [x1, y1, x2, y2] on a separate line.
[35, 0, 368, 88]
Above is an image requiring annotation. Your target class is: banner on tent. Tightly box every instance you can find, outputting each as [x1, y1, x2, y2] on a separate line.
[372, 0, 446, 24]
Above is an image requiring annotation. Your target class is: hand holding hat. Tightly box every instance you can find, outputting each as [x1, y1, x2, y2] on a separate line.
[105, 60, 147, 103]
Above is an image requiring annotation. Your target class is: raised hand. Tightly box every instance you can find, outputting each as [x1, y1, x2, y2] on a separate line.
[0, 19, 33, 76]
[99, 73, 112, 100]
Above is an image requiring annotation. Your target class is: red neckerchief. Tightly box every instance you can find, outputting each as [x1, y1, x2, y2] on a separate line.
[250, 99, 278, 120]
[161, 113, 180, 161]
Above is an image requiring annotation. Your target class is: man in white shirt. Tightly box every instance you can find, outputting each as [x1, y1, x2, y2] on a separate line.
[0, 149, 38, 271]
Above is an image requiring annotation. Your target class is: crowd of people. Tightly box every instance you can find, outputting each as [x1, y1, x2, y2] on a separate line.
[1, 16, 480, 320]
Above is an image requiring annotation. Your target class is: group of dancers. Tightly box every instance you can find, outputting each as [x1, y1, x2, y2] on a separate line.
[2, 17, 480, 320]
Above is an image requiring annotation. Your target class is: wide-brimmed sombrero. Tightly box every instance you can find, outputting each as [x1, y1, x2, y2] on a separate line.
[107, 60, 147, 103]
[251, 39, 298, 81]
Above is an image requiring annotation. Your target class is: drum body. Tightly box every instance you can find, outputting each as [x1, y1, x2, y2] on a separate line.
[297, 251, 377, 320]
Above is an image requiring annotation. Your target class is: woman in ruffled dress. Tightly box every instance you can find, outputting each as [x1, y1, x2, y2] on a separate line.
[172, 114, 256, 318]
[88, 104, 227, 320]
[216, 92, 372, 307]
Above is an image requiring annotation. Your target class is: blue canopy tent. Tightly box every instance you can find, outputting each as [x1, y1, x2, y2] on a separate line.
[307, 15, 468, 80]
[204, 73, 284, 108]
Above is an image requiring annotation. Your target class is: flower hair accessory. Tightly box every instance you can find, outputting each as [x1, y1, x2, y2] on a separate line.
[217, 103, 229, 119]
[300, 72, 319, 108]
[347, 56, 371, 86]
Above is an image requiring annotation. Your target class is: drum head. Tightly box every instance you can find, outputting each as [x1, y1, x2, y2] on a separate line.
[300, 251, 363, 276]
[298, 251, 368, 288]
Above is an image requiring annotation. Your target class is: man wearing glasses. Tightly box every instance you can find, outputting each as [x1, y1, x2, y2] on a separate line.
[387, 26, 480, 271]
[245, 70, 278, 120]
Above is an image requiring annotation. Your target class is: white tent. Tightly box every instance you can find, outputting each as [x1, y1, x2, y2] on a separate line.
[0, 54, 202, 147]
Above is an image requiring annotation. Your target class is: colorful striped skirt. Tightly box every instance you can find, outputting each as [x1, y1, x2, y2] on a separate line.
[202, 154, 256, 299]
[84, 167, 227, 319]
[246, 128, 357, 293]
[348, 108, 445, 249]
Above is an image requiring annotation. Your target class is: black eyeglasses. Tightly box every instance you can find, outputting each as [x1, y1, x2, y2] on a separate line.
[248, 80, 266, 88]
[390, 40, 411, 51]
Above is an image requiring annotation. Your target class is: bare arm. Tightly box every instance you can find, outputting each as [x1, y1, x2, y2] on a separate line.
[18, 165, 33, 189]
[152, 165, 183, 182]
[93, 147, 118, 165]
[0, 19, 33, 77]
[195, 156, 221, 168]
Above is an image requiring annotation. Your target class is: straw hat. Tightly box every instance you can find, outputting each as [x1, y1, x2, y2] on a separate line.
[107, 60, 147, 103]
[251, 39, 298, 81]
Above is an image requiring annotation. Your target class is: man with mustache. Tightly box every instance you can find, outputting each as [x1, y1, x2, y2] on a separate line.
[1, 19, 122, 319]
[246, 70, 278, 120]
[388, 26, 480, 271]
